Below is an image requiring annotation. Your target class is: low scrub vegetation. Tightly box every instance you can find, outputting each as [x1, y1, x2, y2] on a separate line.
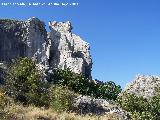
[51, 69, 122, 100]
[49, 85, 77, 112]
[4, 58, 49, 107]
[117, 90, 160, 120]
[0, 57, 122, 117]
[1, 57, 160, 119]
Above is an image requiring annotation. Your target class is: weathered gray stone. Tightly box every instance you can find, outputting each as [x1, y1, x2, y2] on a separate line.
[0, 18, 92, 79]
[48, 21, 92, 78]
[123, 75, 160, 98]
[0, 17, 48, 65]
[73, 95, 131, 119]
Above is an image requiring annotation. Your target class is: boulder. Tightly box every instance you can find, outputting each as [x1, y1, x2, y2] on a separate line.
[73, 95, 131, 120]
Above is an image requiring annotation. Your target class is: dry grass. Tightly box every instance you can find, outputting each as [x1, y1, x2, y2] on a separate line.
[0, 88, 121, 120]
[1, 104, 120, 120]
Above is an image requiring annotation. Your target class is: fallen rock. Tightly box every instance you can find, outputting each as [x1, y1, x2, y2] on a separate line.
[73, 95, 131, 120]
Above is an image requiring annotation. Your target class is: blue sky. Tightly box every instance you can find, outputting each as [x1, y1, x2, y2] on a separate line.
[0, 0, 160, 88]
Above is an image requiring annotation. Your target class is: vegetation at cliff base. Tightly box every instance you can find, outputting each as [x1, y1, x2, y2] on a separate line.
[51, 68, 122, 100]
[4, 57, 49, 107]
[49, 85, 77, 112]
[0, 57, 123, 120]
[1, 57, 160, 120]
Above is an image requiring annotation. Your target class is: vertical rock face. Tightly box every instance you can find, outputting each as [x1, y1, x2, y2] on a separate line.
[48, 21, 92, 78]
[0, 17, 48, 65]
[0, 17, 92, 79]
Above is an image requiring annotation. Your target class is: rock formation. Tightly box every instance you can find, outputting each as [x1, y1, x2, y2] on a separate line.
[0, 18, 48, 65]
[123, 75, 160, 98]
[0, 17, 92, 79]
[48, 21, 92, 78]
[73, 95, 131, 120]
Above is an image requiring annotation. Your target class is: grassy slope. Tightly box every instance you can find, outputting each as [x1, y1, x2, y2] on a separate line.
[1, 104, 120, 120]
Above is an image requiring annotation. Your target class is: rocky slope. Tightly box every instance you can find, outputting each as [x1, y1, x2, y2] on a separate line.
[123, 75, 160, 98]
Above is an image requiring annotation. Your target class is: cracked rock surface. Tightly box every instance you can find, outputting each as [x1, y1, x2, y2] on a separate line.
[0, 17, 48, 65]
[48, 21, 92, 78]
[73, 95, 131, 120]
[0, 17, 92, 79]
[123, 75, 160, 98]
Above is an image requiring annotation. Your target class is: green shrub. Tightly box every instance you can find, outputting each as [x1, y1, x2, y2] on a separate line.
[50, 69, 121, 100]
[117, 90, 160, 120]
[96, 81, 122, 100]
[5, 57, 49, 107]
[51, 69, 89, 95]
[131, 111, 155, 120]
[117, 92, 149, 113]
[148, 89, 160, 120]
[49, 85, 77, 112]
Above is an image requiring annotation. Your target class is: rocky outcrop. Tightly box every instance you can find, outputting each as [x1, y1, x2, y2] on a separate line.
[0, 18, 48, 65]
[48, 21, 92, 78]
[0, 18, 92, 79]
[73, 95, 131, 120]
[123, 75, 160, 98]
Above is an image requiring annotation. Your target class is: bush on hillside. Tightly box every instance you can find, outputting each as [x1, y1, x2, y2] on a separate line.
[50, 69, 122, 100]
[117, 90, 160, 120]
[5, 57, 49, 107]
[49, 85, 77, 112]
[96, 81, 122, 100]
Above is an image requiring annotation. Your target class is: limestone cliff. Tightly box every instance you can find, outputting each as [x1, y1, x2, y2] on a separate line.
[0, 18, 48, 65]
[0, 17, 92, 78]
[48, 21, 92, 78]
